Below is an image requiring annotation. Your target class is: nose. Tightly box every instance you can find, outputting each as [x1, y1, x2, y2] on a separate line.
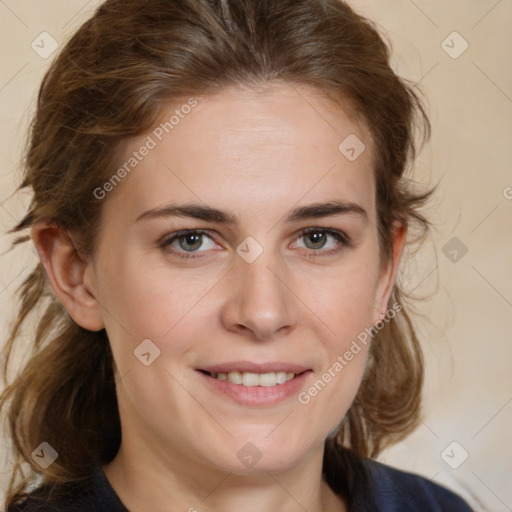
[220, 250, 297, 341]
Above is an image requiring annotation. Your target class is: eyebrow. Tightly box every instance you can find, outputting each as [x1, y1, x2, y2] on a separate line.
[135, 200, 368, 225]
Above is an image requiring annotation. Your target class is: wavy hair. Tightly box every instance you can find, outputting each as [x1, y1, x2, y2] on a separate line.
[1, 0, 436, 507]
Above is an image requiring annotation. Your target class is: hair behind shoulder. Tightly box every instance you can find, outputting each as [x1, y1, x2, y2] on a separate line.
[1, 0, 436, 507]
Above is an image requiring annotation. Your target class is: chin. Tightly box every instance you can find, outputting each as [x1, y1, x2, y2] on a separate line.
[203, 433, 314, 475]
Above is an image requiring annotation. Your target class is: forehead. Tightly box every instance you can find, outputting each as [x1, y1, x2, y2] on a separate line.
[104, 83, 376, 224]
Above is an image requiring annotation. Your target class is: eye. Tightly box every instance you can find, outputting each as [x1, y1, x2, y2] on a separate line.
[292, 228, 351, 259]
[158, 230, 219, 259]
[159, 227, 351, 261]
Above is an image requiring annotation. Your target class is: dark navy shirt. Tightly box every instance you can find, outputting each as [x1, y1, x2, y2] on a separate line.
[10, 457, 474, 511]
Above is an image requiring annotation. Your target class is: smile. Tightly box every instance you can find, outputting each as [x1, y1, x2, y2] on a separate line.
[201, 370, 298, 387]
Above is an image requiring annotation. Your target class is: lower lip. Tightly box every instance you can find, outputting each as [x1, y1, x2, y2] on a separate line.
[197, 370, 313, 406]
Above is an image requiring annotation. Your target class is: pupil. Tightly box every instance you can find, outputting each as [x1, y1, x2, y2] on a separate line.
[180, 233, 202, 251]
[306, 232, 326, 249]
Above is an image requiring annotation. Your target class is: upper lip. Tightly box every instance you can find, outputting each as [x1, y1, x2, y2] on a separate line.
[198, 361, 312, 374]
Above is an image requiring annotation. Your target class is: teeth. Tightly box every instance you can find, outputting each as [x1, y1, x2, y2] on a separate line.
[212, 371, 296, 386]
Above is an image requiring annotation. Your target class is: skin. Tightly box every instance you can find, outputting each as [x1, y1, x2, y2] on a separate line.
[33, 83, 406, 512]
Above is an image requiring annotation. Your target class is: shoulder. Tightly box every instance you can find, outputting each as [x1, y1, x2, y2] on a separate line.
[6, 466, 128, 512]
[359, 457, 474, 511]
[8, 494, 85, 512]
[7, 487, 94, 512]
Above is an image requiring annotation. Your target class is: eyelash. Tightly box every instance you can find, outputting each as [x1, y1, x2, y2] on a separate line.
[158, 228, 351, 261]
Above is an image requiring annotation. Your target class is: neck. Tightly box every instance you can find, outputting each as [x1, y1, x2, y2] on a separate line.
[103, 434, 347, 512]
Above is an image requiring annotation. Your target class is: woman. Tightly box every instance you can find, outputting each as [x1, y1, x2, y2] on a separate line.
[1, 0, 474, 510]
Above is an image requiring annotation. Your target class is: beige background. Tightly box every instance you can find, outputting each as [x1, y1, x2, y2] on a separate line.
[1, 1, 511, 510]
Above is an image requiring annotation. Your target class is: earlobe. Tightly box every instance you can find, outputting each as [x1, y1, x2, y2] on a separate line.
[372, 221, 408, 324]
[31, 222, 105, 331]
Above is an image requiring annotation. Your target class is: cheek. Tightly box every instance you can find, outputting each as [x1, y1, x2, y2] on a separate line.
[96, 250, 222, 364]
[313, 258, 379, 345]
[295, 258, 378, 419]
[296, 272, 375, 435]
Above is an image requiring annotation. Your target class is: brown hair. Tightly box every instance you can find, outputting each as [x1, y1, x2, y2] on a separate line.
[1, 0, 436, 507]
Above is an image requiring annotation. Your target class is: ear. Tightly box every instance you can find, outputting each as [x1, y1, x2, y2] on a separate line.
[371, 221, 407, 324]
[31, 222, 105, 331]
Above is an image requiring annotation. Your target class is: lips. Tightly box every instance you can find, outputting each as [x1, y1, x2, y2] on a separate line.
[197, 361, 311, 374]
[196, 364, 313, 405]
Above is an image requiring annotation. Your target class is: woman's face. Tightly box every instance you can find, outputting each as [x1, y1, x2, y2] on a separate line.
[86, 83, 404, 474]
